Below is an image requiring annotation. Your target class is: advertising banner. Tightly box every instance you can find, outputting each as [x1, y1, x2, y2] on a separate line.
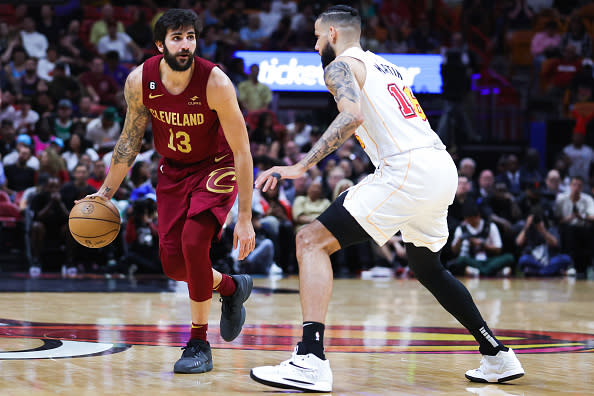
[234, 51, 442, 94]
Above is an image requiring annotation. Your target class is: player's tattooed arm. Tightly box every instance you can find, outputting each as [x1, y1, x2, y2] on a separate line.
[300, 111, 359, 168]
[112, 69, 150, 167]
[96, 67, 150, 199]
[299, 61, 363, 169]
[324, 60, 360, 104]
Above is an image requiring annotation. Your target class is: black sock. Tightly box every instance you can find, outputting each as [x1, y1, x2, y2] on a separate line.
[470, 323, 508, 356]
[298, 321, 325, 359]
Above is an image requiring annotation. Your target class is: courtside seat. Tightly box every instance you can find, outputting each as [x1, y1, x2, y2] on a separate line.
[0, 5, 16, 26]
[83, 5, 101, 20]
[0, 4, 14, 16]
[532, 15, 565, 33]
[578, 3, 594, 35]
[113, 6, 134, 26]
[578, 2, 594, 18]
[507, 30, 535, 68]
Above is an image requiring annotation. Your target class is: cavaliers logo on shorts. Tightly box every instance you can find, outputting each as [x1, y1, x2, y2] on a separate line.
[206, 167, 236, 194]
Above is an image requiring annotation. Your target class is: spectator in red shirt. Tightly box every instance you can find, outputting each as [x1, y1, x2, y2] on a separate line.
[87, 158, 106, 190]
[78, 57, 121, 106]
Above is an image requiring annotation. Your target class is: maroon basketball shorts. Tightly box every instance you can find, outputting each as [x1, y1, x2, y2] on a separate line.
[156, 154, 237, 256]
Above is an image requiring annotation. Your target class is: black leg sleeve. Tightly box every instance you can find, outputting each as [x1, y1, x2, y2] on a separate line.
[405, 243, 486, 331]
[405, 243, 507, 355]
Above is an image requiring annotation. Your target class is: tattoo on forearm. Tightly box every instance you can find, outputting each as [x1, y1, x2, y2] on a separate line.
[301, 112, 359, 168]
[113, 119, 145, 167]
[300, 61, 362, 168]
[324, 61, 360, 104]
[113, 75, 150, 167]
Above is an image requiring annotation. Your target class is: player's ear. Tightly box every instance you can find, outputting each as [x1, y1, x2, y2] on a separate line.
[155, 41, 164, 53]
[329, 26, 337, 44]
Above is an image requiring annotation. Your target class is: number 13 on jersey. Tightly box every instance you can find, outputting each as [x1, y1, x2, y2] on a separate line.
[168, 128, 192, 153]
[387, 84, 427, 121]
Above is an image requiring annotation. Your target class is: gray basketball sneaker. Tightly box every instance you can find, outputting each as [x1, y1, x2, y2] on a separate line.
[173, 339, 213, 374]
[219, 274, 253, 341]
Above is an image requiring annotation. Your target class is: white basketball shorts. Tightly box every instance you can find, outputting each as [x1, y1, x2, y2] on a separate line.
[343, 147, 458, 252]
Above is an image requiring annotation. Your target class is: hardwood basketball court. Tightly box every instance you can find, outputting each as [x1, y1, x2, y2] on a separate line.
[1, 276, 593, 395]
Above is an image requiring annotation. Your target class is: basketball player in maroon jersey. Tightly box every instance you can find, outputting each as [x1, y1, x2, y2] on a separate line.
[84, 9, 256, 373]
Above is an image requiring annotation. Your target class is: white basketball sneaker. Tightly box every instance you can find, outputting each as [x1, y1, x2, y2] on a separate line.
[250, 346, 333, 392]
[465, 348, 525, 383]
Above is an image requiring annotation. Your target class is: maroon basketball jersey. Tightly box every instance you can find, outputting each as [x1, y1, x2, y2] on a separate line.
[142, 55, 231, 164]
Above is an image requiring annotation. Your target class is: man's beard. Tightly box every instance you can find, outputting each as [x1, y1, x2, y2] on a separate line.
[163, 44, 195, 72]
[321, 42, 336, 69]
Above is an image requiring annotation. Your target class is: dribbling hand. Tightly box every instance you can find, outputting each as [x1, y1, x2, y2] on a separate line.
[75, 192, 109, 206]
[254, 164, 306, 192]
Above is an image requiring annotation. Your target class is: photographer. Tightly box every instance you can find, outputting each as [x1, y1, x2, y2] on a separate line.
[124, 197, 161, 274]
[516, 209, 572, 276]
[30, 175, 69, 270]
[554, 176, 594, 278]
[449, 200, 514, 277]
[436, 32, 480, 146]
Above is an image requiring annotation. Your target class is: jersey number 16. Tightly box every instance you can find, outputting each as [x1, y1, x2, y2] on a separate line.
[387, 83, 427, 121]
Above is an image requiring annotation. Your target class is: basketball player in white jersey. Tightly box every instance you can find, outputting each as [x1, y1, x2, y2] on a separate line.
[250, 5, 524, 392]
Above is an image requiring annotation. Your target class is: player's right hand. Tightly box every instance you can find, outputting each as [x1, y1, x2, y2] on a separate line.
[255, 164, 306, 192]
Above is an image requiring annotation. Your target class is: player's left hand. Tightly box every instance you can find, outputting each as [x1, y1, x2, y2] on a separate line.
[255, 164, 306, 192]
[234, 217, 256, 261]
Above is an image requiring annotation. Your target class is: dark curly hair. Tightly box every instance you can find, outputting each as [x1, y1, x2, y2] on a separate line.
[153, 9, 202, 43]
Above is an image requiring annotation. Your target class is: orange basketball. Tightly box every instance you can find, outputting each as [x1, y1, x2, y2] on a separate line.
[69, 197, 121, 248]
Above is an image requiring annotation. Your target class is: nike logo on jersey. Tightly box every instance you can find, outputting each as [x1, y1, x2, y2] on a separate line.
[160, 164, 164, 173]
[214, 154, 229, 163]
[149, 93, 164, 99]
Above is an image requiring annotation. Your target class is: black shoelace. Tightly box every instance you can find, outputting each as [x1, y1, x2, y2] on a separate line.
[181, 341, 204, 357]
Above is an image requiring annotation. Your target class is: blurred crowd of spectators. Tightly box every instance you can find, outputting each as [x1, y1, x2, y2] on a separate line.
[0, 0, 593, 280]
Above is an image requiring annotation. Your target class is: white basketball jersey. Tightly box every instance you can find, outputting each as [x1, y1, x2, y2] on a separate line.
[339, 47, 444, 167]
